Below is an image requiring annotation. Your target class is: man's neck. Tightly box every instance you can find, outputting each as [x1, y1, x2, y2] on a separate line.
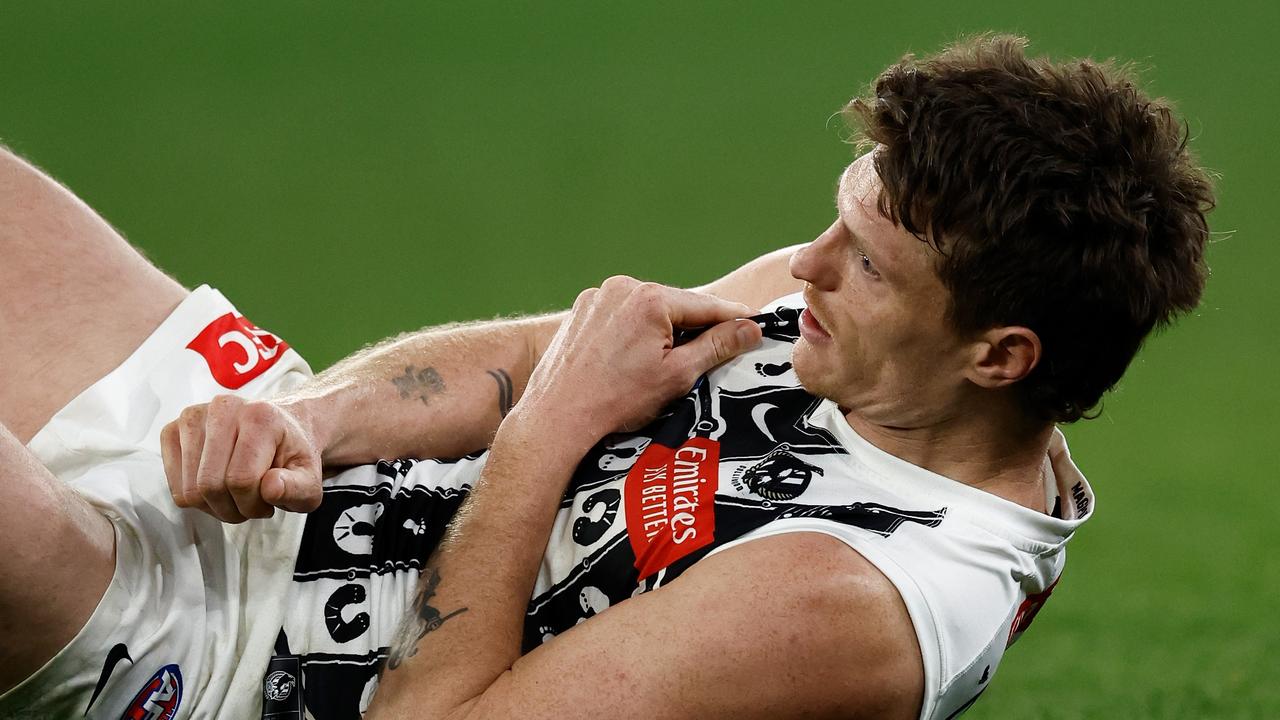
[841, 405, 1055, 513]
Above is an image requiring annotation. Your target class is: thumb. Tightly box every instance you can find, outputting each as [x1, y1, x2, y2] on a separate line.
[676, 319, 763, 376]
[262, 467, 323, 513]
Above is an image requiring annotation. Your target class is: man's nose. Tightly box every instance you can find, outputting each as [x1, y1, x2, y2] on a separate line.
[789, 222, 842, 291]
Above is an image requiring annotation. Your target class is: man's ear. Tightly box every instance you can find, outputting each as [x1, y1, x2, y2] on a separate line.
[966, 327, 1041, 389]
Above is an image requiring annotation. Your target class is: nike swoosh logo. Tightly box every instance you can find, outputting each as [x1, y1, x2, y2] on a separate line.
[84, 642, 131, 715]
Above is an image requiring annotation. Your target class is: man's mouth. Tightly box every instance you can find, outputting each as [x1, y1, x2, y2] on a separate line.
[799, 307, 831, 342]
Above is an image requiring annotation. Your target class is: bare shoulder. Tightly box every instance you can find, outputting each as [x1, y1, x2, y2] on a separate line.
[693, 244, 806, 309]
[463, 529, 923, 720]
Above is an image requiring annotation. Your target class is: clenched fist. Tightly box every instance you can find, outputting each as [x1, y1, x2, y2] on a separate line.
[160, 395, 323, 523]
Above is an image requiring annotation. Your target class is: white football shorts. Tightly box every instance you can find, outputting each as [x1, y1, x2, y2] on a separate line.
[0, 285, 313, 720]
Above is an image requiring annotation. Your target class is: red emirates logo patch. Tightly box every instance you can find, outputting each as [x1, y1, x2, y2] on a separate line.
[187, 313, 289, 389]
[624, 436, 718, 579]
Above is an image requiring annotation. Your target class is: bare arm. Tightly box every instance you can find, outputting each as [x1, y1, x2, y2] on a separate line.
[162, 245, 802, 522]
[161, 313, 562, 521]
[303, 242, 801, 465]
[292, 313, 563, 465]
[372, 532, 924, 720]
[363, 278, 919, 720]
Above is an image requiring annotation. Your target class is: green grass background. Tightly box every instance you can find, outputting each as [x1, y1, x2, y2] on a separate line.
[3, 2, 1275, 717]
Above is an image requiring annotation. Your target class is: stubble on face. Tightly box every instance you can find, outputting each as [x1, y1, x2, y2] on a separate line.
[789, 153, 964, 425]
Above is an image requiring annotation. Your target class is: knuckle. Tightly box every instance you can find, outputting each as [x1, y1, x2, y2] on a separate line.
[600, 275, 642, 302]
[572, 287, 598, 310]
[208, 394, 240, 414]
[633, 280, 660, 296]
[179, 405, 205, 430]
[195, 473, 226, 495]
[711, 334, 730, 361]
[626, 282, 663, 312]
[208, 395, 247, 429]
[601, 274, 635, 291]
[240, 400, 277, 430]
[224, 472, 258, 492]
[632, 281, 660, 302]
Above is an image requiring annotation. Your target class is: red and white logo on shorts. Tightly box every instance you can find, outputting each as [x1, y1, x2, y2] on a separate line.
[120, 664, 183, 720]
[187, 313, 290, 389]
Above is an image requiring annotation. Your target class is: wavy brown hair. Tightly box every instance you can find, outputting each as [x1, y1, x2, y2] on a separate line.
[845, 34, 1215, 423]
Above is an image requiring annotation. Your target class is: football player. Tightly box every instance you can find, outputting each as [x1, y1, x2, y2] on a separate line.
[0, 34, 1212, 719]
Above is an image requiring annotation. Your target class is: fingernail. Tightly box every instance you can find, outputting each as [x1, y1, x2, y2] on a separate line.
[737, 322, 760, 347]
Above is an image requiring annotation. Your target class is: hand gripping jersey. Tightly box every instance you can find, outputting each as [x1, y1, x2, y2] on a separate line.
[273, 294, 1095, 720]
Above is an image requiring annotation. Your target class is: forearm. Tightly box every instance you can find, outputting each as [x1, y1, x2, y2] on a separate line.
[282, 313, 564, 465]
[360, 279, 763, 720]
[367, 417, 586, 719]
[270, 243, 796, 467]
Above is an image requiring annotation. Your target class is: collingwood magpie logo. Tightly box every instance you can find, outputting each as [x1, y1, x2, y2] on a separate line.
[742, 445, 823, 501]
[264, 670, 296, 701]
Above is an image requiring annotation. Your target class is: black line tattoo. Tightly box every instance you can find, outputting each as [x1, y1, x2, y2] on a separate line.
[384, 568, 468, 672]
[486, 368, 513, 418]
[391, 365, 446, 405]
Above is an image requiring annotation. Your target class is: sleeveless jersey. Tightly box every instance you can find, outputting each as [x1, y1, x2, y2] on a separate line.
[274, 293, 1095, 720]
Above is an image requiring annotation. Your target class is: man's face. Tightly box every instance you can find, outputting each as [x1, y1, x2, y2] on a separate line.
[789, 152, 973, 428]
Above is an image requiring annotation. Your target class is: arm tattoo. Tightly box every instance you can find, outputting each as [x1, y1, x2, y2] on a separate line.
[391, 365, 446, 405]
[486, 369, 514, 418]
[384, 568, 468, 672]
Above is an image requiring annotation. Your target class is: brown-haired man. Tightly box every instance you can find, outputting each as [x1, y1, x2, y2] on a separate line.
[0, 35, 1212, 719]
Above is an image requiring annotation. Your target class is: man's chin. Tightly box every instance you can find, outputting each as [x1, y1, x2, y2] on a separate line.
[790, 342, 836, 401]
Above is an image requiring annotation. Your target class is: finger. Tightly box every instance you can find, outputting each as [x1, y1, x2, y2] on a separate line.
[261, 467, 323, 513]
[160, 422, 187, 507]
[163, 422, 215, 514]
[176, 407, 207, 507]
[571, 286, 600, 311]
[175, 409, 216, 516]
[656, 286, 757, 329]
[670, 318, 763, 385]
[223, 423, 277, 521]
[222, 402, 287, 519]
[192, 404, 247, 524]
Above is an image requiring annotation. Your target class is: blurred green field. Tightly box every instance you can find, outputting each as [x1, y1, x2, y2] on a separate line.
[3, 2, 1276, 717]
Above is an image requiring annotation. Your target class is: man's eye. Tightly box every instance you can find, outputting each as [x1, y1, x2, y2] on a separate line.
[858, 252, 880, 278]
